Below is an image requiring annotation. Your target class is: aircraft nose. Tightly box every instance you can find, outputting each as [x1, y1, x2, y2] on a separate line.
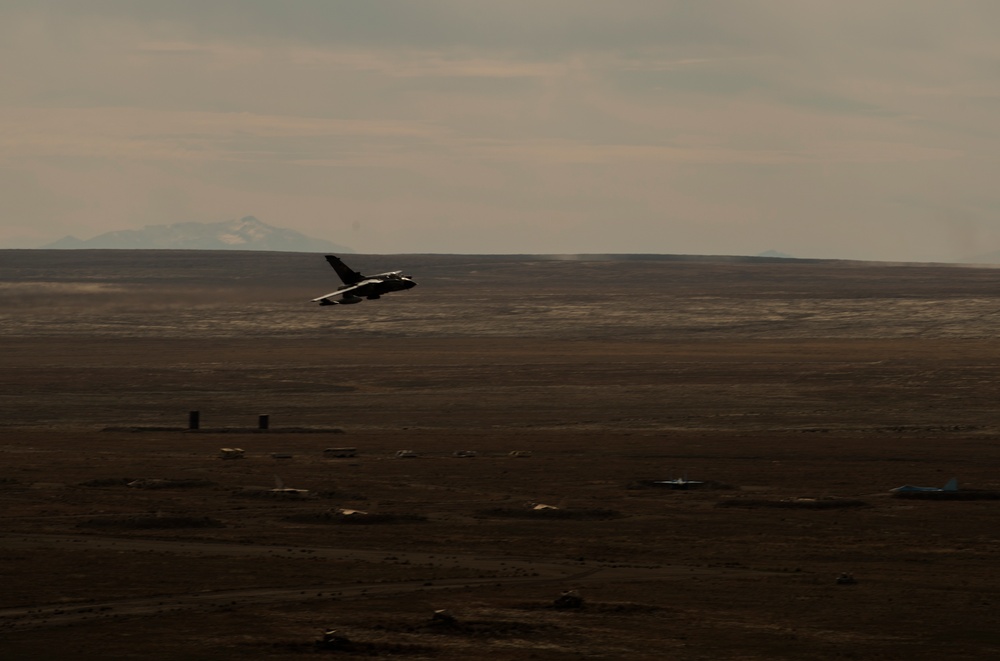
[405, 279, 417, 289]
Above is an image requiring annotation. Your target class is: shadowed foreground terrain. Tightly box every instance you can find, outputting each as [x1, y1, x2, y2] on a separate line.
[3, 250, 1000, 659]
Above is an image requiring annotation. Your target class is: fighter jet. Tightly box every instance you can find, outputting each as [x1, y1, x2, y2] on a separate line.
[311, 255, 416, 306]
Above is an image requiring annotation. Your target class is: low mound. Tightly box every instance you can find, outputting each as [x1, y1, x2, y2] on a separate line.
[285, 511, 427, 524]
[78, 477, 134, 487]
[78, 515, 225, 529]
[628, 479, 734, 490]
[892, 489, 1000, 500]
[78, 477, 215, 489]
[476, 507, 622, 520]
[717, 498, 868, 509]
[371, 617, 549, 638]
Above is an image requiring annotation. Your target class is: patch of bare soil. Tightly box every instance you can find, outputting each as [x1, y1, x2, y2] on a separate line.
[2, 251, 1000, 659]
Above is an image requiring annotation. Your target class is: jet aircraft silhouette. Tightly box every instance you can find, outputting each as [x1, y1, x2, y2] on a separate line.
[311, 255, 417, 306]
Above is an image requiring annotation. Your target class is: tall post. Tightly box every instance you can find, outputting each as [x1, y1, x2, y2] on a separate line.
[258, 414, 270, 431]
[188, 410, 200, 430]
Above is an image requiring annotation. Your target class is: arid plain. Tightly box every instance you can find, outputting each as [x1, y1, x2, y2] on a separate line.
[3, 250, 1000, 659]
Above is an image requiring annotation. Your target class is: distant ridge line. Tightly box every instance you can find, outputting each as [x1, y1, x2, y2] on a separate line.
[373, 253, 954, 267]
[1, 247, 984, 268]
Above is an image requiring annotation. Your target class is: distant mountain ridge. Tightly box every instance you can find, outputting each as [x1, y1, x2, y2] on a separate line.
[757, 249, 794, 259]
[44, 216, 352, 253]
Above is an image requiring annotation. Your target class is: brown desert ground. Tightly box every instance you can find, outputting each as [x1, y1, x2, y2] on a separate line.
[3, 250, 1000, 659]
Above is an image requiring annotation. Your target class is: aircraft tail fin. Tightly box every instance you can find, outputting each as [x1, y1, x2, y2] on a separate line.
[944, 477, 958, 491]
[325, 255, 364, 285]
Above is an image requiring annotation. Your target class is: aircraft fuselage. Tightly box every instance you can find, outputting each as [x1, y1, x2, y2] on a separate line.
[339, 276, 416, 299]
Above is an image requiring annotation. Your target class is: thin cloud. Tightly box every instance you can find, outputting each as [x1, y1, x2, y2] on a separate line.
[1, 1, 1000, 260]
[0, 107, 441, 163]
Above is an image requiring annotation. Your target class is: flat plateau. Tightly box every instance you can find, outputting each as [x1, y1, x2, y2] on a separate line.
[2, 251, 1000, 659]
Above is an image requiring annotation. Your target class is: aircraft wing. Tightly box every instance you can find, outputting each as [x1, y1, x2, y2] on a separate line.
[367, 270, 402, 278]
[312, 290, 347, 302]
[310, 278, 382, 302]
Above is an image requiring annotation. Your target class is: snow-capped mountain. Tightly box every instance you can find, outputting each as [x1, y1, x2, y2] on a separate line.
[44, 216, 353, 253]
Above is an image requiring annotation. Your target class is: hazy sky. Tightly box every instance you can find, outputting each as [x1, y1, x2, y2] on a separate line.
[2, 1, 1000, 260]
